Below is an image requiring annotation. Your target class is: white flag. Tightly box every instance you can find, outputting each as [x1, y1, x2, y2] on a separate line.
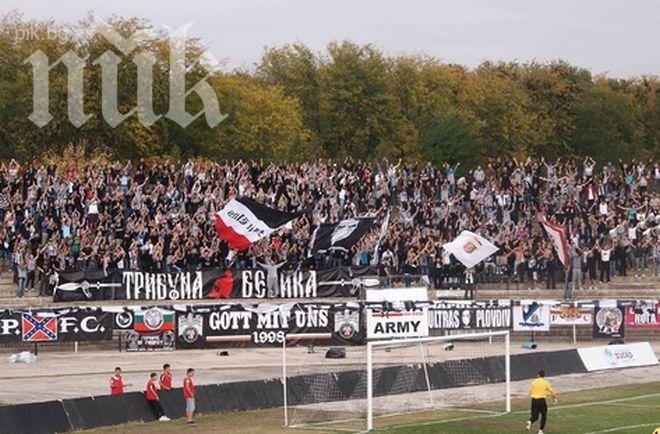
[442, 230, 499, 269]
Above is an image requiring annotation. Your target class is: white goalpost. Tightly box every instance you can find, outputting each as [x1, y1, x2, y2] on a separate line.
[283, 330, 511, 432]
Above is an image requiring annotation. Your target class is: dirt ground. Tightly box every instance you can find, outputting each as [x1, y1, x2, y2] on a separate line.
[0, 340, 658, 405]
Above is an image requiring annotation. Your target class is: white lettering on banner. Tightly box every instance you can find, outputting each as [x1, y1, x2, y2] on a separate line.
[367, 308, 430, 339]
[241, 270, 318, 298]
[428, 307, 511, 330]
[475, 309, 511, 328]
[633, 312, 656, 325]
[293, 307, 328, 328]
[578, 342, 658, 371]
[58, 316, 78, 333]
[123, 271, 203, 300]
[429, 309, 461, 329]
[80, 316, 100, 333]
[280, 271, 317, 298]
[241, 270, 267, 298]
[256, 311, 290, 329]
[0, 319, 20, 336]
[208, 311, 251, 331]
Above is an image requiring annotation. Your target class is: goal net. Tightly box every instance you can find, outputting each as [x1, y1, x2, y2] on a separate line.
[283, 331, 511, 432]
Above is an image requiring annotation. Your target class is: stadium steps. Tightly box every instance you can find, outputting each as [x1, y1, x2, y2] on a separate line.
[474, 275, 659, 300]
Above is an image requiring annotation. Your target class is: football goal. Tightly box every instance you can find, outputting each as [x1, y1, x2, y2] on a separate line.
[282, 330, 511, 432]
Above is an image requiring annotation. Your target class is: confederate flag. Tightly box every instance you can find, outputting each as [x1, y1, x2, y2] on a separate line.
[215, 197, 301, 251]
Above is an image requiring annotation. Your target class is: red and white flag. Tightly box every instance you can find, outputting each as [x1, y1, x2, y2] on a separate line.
[539, 213, 569, 270]
[215, 197, 301, 251]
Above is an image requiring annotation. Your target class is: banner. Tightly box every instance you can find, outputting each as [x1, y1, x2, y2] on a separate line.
[513, 301, 550, 331]
[593, 301, 625, 338]
[578, 342, 658, 371]
[53, 269, 221, 302]
[624, 300, 660, 329]
[0, 308, 114, 344]
[366, 306, 429, 339]
[550, 303, 594, 325]
[53, 266, 376, 302]
[114, 307, 175, 352]
[175, 303, 362, 348]
[235, 266, 376, 299]
[442, 230, 499, 269]
[428, 301, 511, 331]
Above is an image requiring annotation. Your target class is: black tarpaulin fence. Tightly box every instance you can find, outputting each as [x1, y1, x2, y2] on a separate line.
[0, 349, 587, 434]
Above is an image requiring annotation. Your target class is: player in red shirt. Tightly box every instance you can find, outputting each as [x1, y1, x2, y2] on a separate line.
[160, 363, 172, 391]
[183, 368, 196, 427]
[146, 373, 170, 422]
[109, 367, 131, 395]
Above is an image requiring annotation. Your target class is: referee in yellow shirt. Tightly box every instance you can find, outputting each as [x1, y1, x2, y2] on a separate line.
[526, 370, 557, 434]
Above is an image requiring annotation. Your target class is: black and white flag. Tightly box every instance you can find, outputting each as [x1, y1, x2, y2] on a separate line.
[311, 217, 376, 253]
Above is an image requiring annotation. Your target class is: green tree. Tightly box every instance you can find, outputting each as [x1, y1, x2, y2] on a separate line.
[317, 41, 400, 159]
[571, 78, 640, 163]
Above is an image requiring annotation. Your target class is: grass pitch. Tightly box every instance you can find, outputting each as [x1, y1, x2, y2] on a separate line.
[83, 381, 660, 434]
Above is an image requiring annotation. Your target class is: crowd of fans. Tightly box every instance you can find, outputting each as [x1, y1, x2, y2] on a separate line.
[1, 156, 658, 297]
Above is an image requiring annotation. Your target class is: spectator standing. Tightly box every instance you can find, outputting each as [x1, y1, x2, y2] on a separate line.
[183, 368, 197, 427]
[570, 247, 582, 292]
[146, 372, 170, 421]
[160, 363, 173, 391]
[109, 367, 131, 395]
[16, 257, 27, 298]
[26, 253, 36, 292]
[599, 243, 612, 283]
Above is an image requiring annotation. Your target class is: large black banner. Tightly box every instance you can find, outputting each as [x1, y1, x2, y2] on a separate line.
[53, 267, 376, 302]
[0, 308, 114, 344]
[175, 303, 363, 348]
[428, 300, 512, 331]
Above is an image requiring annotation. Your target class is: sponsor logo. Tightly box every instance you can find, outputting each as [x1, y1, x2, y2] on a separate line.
[603, 347, 635, 366]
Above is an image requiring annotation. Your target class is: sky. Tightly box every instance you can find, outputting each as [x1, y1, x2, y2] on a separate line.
[3, 0, 659, 77]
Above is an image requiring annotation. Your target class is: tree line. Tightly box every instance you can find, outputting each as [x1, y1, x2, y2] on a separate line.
[1, 13, 657, 165]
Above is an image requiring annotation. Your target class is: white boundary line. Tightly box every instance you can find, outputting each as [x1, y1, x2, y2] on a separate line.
[374, 392, 660, 432]
[584, 422, 660, 433]
[601, 402, 660, 408]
